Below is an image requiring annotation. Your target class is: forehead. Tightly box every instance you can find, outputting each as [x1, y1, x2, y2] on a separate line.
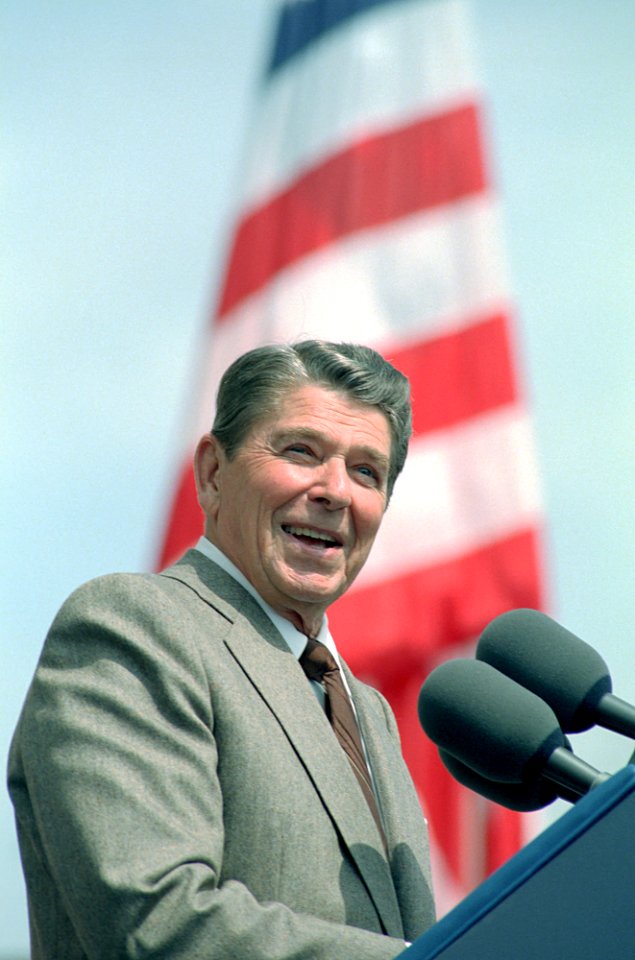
[257, 384, 391, 454]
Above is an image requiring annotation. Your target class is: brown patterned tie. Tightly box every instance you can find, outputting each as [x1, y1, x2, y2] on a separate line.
[299, 638, 388, 854]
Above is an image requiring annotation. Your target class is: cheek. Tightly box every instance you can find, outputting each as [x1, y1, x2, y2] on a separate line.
[245, 475, 289, 534]
[356, 500, 386, 544]
[260, 465, 306, 508]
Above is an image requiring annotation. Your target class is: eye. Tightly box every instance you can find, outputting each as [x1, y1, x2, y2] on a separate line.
[283, 443, 316, 460]
[354, 464, 381, 486]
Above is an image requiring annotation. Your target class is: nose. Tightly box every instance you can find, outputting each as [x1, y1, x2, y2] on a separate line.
[310, 456, 352, 509]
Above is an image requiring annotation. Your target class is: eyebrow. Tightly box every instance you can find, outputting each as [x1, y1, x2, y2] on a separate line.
[272, 427, 390, 470]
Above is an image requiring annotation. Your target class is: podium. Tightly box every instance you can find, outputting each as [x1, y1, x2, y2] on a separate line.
[400, 765, 635, 959]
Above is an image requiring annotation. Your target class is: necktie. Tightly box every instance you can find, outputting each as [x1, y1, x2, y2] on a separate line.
[299, 638, 388, 854]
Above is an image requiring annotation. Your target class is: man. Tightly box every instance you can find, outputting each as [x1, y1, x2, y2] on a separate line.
[8, 340, 436, 959]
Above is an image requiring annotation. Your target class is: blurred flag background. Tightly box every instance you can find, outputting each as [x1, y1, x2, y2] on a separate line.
[158, 0, 544, 911]
[4, 1, 635, 956]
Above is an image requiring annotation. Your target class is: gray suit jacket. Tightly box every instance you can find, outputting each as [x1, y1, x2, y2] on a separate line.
[8, 550, 435, 959]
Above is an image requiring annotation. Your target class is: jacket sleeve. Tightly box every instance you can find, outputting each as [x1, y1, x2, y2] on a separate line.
[11, 573, 410, 960]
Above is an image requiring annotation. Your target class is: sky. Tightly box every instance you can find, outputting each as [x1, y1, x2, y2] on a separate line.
[3, 1, 635, 955]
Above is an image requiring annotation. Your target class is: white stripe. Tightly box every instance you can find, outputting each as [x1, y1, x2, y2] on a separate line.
[224, 194, 509, 345]
[353, 405, 543, 589]
[240, 0, 478, 212]
[182, 400, 541, 586]
[190, 193, 510, 443]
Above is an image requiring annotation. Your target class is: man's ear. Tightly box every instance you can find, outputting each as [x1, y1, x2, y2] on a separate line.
[194, 433, 224, 522]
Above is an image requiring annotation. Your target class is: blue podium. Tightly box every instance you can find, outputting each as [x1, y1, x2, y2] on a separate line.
[400, 765, 635, 959]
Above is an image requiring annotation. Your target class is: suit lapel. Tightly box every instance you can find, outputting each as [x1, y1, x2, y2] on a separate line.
[162, 551, 404, 938]
[344, 665, 402, 834]
[346, 664, 437, 938]
[224, 623, 404, 938]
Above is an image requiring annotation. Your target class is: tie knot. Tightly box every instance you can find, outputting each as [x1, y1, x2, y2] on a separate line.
[299, 638, 339, 683]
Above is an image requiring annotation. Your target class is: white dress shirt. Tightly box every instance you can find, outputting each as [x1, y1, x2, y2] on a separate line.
[194, 536, 357, 710]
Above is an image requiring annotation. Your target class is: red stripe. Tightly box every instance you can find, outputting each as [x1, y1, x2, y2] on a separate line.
[217, 102, 486, 318]
[156, 460, 203, 569]
[330, 528, 544, 673]
[376, 668, 525, 888]
[386, 313, 517, 437]
[157, 317, 521, 572]
[383, 674, 526, 888]
[158, 468, 544, 649]
[330, 528, 543, 886]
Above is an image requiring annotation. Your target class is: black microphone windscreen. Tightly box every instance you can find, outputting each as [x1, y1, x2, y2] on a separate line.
[476, 609, 611, 732]
[438, 749, 560, 811]
[418, 659, 565, 784]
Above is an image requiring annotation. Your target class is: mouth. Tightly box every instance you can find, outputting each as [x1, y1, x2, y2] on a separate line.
[281, 524, 343, 550]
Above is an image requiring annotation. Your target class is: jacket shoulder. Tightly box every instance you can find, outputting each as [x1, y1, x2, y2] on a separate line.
[52, 550, 241, 632]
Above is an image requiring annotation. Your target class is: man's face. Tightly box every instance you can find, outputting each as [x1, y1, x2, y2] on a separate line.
[197, 384, 392, 635]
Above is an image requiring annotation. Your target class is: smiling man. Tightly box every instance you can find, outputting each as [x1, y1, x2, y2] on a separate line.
[9, 341, 436, 960]
[195, 381, 391, 637]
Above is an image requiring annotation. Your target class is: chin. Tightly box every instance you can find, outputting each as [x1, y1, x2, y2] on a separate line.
[283, 577, 346, 607]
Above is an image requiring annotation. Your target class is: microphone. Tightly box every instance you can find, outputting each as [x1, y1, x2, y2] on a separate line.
[477, 608, 635, 737]
[438, 749, 581, 811]
[418, 659, 610, 799]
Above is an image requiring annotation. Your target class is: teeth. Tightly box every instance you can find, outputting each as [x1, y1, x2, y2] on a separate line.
[284, 525, 337, 544]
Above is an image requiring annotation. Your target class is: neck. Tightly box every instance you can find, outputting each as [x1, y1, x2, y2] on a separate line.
[283, 606, 323, 640]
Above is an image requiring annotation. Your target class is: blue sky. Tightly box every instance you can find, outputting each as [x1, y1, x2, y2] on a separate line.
[3, 1, 635, 954]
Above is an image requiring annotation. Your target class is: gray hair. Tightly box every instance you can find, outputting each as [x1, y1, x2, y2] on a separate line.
[212, 340, 412, 499]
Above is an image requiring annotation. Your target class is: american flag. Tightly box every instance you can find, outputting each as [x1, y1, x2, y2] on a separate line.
[158, 0, 545, 913]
